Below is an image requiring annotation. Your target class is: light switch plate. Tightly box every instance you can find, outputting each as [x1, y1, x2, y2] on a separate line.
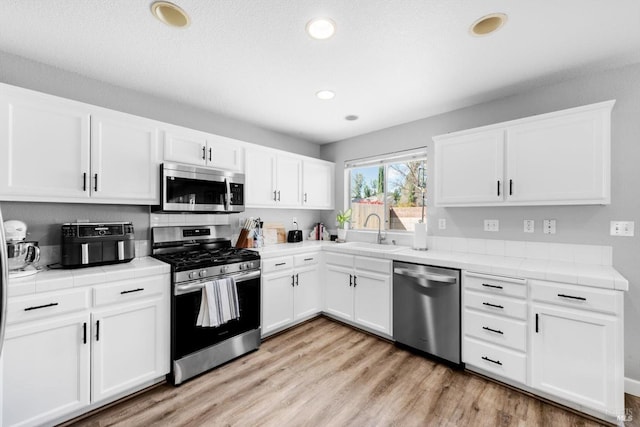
[524, 220, 535, 233]
[484, 219, 499, 232]
[438, 219, 446, 230]
[610, 221, 634, 237]
[543, 219, 556, 234]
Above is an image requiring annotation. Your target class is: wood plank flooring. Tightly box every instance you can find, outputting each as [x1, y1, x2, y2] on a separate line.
[67, 317, 639, 427]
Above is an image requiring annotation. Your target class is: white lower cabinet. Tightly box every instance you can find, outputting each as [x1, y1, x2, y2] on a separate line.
[2, 274, 170, 427]
[261, 253, 321, 337]
[325, 254, 392, 336]
[3, 312, 91, 427]
[530, 280, 624, 418]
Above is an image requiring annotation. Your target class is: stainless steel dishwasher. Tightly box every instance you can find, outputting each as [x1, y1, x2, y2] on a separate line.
[393, 261, 461, 365]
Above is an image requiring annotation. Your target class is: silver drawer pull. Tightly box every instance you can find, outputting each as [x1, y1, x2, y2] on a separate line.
[482, 302, 504, 309]
[482, 356, 502, 366]
[557, 293, 586, 301]
[482, 326, 504, 335]
[24, 302, 59, 311]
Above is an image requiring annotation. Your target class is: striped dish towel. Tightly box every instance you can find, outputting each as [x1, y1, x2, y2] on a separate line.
[196, 277, 240, 327]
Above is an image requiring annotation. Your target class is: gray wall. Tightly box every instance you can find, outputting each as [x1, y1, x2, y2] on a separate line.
[321, 62, 640, 381]
[0, 51, 325, 247]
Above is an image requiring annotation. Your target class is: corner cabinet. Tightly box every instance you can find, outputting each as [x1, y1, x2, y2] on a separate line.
[0, 83, 161, 205]
[434, 100, 614, 207]
[245, 146, 334, 210]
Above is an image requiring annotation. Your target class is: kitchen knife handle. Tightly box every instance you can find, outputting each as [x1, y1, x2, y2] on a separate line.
[202, 146, 206, 160]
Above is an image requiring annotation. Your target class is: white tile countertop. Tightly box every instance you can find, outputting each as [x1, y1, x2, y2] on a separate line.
[8, 257, 171, 298]
[255, 240, 628, 291]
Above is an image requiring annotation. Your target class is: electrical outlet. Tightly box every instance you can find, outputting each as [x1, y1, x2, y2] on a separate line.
[543, 219, 556, 234]
[484, 219, 499, 232]
[524, 220, 535, 233]
[610, 221, 635, 237]
[438, 219, 446, 230]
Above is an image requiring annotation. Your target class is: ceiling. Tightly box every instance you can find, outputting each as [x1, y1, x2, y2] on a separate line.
[1, 1, 639, 144]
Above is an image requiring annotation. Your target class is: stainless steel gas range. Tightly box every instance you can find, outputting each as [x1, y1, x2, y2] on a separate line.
[151, 224, 261, 385]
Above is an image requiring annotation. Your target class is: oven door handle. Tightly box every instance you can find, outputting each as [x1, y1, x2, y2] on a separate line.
[175, 270, 261, 295]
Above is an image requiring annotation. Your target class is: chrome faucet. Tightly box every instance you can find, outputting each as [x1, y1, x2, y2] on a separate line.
[364, 213, 386, 244]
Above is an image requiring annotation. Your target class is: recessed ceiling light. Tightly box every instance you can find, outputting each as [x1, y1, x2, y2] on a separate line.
[470, 13, 507, 37]
[306, 18, 336, 40]
[151, 1, 190, 28]
[316, 90, 335, 100]
[345, 115, 359, 121]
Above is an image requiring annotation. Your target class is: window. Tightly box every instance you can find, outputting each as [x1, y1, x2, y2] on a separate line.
[346, 148, 427, 232]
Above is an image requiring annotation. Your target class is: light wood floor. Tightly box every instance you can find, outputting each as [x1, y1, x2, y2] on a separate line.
[68, 317, 640, 427]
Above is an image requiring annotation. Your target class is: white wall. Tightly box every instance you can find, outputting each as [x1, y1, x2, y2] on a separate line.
[321, 62, 640, 381]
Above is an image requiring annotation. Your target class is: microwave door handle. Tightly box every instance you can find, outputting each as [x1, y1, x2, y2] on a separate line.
[224, 178, 231, 211]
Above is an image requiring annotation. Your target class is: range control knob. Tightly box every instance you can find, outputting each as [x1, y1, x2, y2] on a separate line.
[199, 270, 207, 278]
[238, 263, 244, 271]
[243, 263, 249, 270]
[188, 271, 198, 280]
[220, 266, 228, 274]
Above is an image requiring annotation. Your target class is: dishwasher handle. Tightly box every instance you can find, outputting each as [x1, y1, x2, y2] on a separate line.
[394, 268, 457, 284]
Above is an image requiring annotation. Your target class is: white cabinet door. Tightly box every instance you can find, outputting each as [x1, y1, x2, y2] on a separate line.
[0, 86, 91, 201]
[164, 127, 208, 166]
[354, 269, 391, 335]
[303, 159, 334, 209]
[262, 270, 295, 336]
[276, 154, 303, 207]
[245, 148, 277, 207]
[2, 313, 90, 427]
[91, 296, 167, 403]
[530, 303, 621, 415]
[434, 130, 504, 206]
[207, 135, 244, 172]
[90, 111, 161, 203]
[294, 265, 321, 320]
[506, 107, 610, 204]
[324, 264, 354, 321]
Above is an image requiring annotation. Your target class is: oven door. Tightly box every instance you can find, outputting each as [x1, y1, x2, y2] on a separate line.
[172, 270, 260, 361]
[160, 163, 245, 213]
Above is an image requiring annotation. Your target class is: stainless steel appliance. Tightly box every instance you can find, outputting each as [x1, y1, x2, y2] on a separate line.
[0, 206, 9, 357]
[61, 222, 135, 268]
[393, 261, 461, 365]
[3, 220, 40, 272]
[154, 163, 245, 214]
[151, 224, 260, 385]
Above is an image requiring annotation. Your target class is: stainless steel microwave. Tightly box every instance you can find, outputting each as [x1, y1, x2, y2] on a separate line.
[154, 163, 245, 213]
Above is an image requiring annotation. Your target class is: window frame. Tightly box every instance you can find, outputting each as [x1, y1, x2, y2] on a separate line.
[344, 148, 427, 233]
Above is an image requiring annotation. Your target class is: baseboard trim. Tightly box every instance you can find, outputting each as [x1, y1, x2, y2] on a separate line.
[625, 377, 640, 397]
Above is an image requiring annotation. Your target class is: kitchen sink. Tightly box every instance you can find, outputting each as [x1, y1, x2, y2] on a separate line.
[342, 242, 406, 253]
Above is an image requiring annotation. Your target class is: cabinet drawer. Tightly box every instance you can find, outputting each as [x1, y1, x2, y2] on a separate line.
[325, 252, 353, 268]
[530, 280, 621, 315]
[355, 256, 390, 274]
[464, 337, 526, 384]
[93, 276, 167, 307]
[464, 272, 527, 299]
[464, 310, 526, 352]
[7, 288, 90, 325]
[262, 256, 294, 273]
[464, 290, 527, 320]
[294, 253, 319, 267]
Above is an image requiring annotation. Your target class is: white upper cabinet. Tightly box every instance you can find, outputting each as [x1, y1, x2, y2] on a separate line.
[434, 100, 615, 207]
[90, 111, 160, 203]
[164, 126, 244, 172]
[302, 158, 335, 209]
[245, 145, 334, 209]
[0, 84, 91, 200]
[435, 130, 504, 205]
[0, 83, 162, 205]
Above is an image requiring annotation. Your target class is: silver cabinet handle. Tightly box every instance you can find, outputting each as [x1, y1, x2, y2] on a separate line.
[394, 268, 457, 283]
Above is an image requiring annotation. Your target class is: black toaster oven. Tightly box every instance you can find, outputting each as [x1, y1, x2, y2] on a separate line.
[61, 222, 135, 268]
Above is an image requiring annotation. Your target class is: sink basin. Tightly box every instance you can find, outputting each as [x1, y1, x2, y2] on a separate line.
[342, 242, 405, 253]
